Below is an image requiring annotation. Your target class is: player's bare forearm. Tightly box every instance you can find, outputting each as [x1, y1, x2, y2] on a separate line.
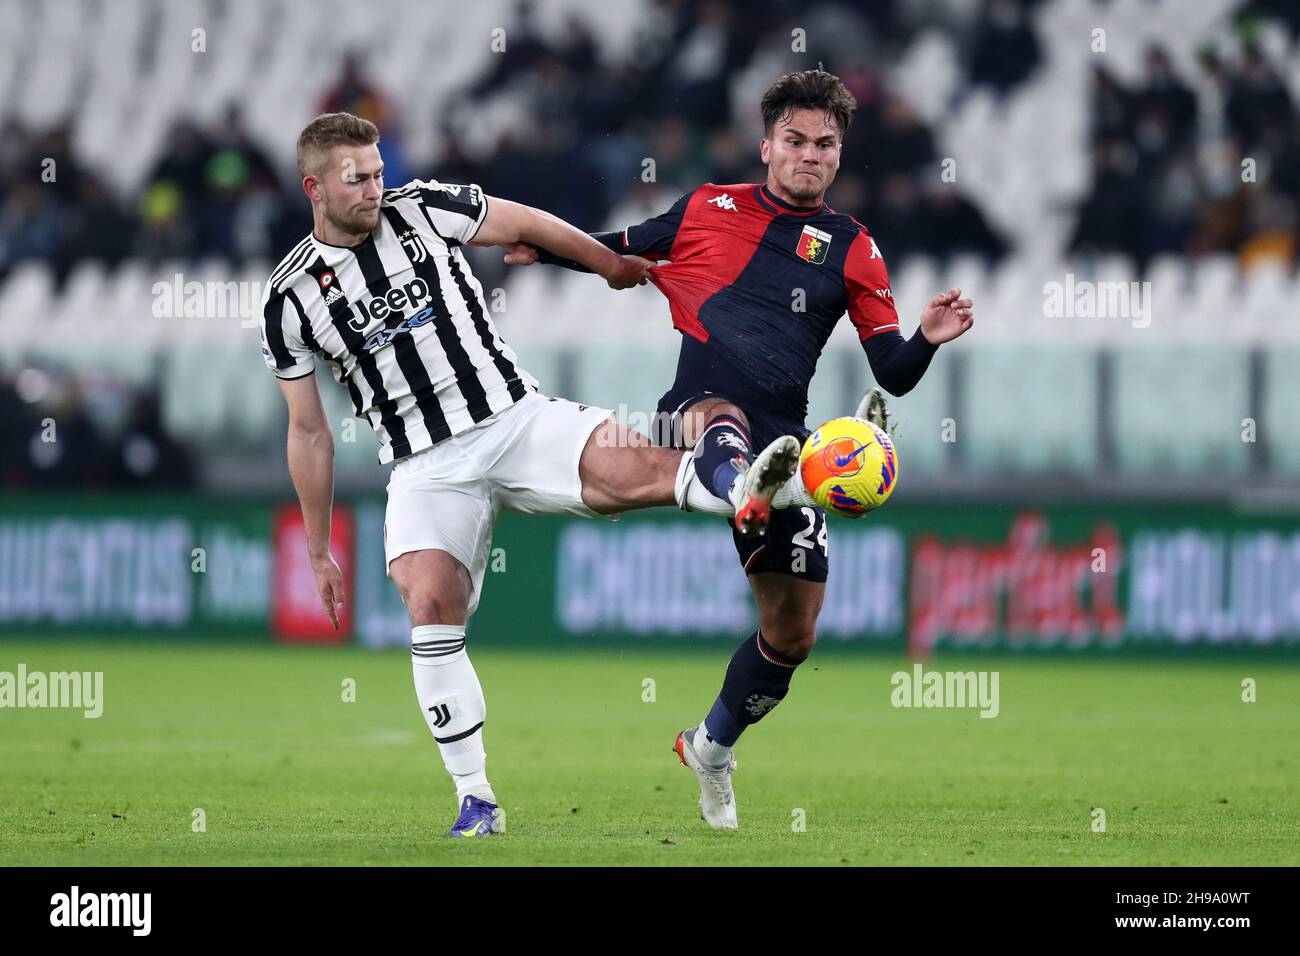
[273, 374, 345, 627]
[519, 207, 618, 275]
[475, 196, 649, 288]
[285, 425, 336, 559]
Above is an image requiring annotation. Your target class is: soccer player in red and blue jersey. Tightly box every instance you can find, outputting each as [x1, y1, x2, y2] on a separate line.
[512, 69, 975, 828]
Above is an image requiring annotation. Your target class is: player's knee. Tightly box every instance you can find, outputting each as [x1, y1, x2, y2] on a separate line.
[682, 401, 749, 448]
[761, 616, 818, 660]
[399, 586, 467, 626]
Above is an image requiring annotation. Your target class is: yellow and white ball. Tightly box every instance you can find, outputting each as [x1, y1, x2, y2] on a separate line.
[799, 417, 899, 517]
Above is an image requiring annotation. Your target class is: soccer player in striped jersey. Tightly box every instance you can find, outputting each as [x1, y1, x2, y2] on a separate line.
[259, 113, 805, 839]
[514, 71, 975, 829]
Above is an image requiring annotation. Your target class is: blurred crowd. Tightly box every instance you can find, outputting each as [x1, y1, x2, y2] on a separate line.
[0, 0, 1054, 290]
[1072, 30, 1299, 271]
[0, 368, 194, 489]
[428, 0, 1013, 271]
[1, 0, 1295, 288]
[1, 0, 1298, 481]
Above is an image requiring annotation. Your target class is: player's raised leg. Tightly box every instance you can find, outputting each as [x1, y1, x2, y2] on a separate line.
[577, 410, 799, 524]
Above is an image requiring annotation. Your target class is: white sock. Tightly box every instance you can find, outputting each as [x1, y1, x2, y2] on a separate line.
[772, 471, 815, 509]
[410, 624, 495, 805]
[694, 720, 732, 768]
[673, 451, 735, 516]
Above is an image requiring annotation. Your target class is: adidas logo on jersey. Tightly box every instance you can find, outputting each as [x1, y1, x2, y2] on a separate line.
[324, 286, 344, 305]
[707, 194, 737, 211]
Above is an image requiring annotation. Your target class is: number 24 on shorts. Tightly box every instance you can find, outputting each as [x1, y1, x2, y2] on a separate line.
[791, 506, 828, 573]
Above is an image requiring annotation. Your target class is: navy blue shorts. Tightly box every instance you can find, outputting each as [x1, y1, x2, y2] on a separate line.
[656, 388, 830, 583]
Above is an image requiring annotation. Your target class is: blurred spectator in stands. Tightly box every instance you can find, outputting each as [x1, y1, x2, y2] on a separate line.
[470, 0, 549, 97]
[148, 119, 213, 198]
[16, 371, 105, 488]
[867, 172, 928, 263]
[0, 374, 29, 486]
[135, 180, 192, 262]
[1224, 44, 1294, 151]
[67, 172, 135, 270]
[1144, 154, 1204, 258]
[211, 104, 280, 193]
[922, 183, 1009, 264]
[196, 107, 283, 265]
[0, 180, 69, 283]
[1069, 138, 1146, 263]
[659, 1, 747, 128]
[1137, 46, 1198, 148]
[1089, 66, 1134, 142]
[558, 10, 598, 76]
[321, 52, 409, 185]
[1238, 191, 1297, 270]
[968, 0, 1042, 98]
[106, 391, 196, 488]
[854, 93, 936, 179]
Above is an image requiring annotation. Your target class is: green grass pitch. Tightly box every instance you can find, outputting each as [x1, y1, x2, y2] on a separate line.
[1, 640, 1297, 866]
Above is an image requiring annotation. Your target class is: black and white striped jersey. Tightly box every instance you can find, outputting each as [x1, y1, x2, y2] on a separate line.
[258, 179, 538, 463]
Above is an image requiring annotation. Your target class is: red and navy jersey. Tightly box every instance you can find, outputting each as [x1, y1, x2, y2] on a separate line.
[613, 182, 900, 421]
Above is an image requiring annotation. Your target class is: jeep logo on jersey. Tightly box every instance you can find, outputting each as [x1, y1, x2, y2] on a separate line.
[398, 228, 429, 263]
[796, 225, 832, 264]
[348, 276, 432, 331]
[361, 304, 438, 352]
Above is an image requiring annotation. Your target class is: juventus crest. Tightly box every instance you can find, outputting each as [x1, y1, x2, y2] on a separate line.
[399, 228, 429, 263]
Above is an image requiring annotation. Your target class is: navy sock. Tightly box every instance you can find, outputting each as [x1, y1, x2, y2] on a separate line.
[693, 416, 753, 502]
[703, 630, 804, 747]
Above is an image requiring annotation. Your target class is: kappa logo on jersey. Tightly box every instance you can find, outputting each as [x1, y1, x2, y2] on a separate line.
[869, 235, 883, 259]
[398, 228, 429, 263]
[707, 193, 737, 211]
[796, 225, 832, 264]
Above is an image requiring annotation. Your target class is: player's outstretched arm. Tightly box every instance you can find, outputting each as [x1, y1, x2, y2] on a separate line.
[473, 195, 651, 290]
[858, 290, 975, 397]
[278, 375, 345, 630]
[918, 287, 975, 344]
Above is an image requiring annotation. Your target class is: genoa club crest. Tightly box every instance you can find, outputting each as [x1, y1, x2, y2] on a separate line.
[796, 224, 832, 264]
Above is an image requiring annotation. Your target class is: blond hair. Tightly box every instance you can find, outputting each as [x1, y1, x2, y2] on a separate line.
[296, 112, 380, 178]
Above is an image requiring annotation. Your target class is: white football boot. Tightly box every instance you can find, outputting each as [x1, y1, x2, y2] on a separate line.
[673, 726, 739, 830]
[854, 386, 893, 434]
[732, 435, 801, 536]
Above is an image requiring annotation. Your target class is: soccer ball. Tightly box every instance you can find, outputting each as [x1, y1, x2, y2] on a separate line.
[799, 417, 899, 517]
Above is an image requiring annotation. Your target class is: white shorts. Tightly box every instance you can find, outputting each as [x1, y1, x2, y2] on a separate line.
[384, 392, 615, 616]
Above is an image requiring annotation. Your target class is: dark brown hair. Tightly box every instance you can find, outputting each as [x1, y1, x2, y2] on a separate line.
[296, 112, 380, 177]
[760, 69, 857, 139]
